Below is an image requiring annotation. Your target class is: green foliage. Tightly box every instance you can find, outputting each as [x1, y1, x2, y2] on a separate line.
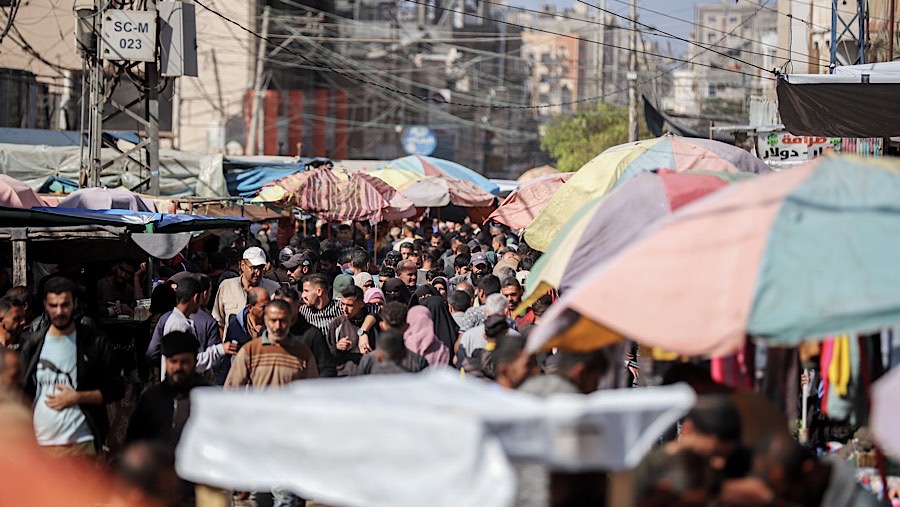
[540, 103, 651, 172]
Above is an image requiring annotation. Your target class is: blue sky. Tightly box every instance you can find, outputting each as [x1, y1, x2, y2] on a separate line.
[509, 0, 699, 51]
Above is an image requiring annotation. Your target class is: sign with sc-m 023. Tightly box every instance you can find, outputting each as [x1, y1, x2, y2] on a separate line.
[101, 10, 157, 62]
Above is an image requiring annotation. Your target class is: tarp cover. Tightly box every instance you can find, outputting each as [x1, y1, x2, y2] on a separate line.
[176, 371, 695, 507]
[777, 63, 900, 137]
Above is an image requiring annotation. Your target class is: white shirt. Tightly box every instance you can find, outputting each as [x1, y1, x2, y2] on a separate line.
[33, 331, 93, 446]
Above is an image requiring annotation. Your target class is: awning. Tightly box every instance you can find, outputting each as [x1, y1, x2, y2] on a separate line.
[777, 62, 900, 137]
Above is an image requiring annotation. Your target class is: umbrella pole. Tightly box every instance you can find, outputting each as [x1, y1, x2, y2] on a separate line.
[799, 368, 812, 445]
[374, 222, 378, 266]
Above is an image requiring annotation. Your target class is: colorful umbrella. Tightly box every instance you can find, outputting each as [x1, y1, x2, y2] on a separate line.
[0, 175, 48, 208]
[517, 165, 557, 183]
[377, 155, 500, 196]
[524, 135, 771, 252]
[368, 168, 495, 208]
[872, 366, 900, 459]
[487, 173, 573, 230]
[528, 155, 900, 356]
[519, 170, 750, 309]
[258, 169, 415, 222]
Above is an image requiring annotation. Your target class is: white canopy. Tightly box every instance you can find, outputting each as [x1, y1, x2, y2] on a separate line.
[783, 61, 900, 84]
[176, 371, 695, 507]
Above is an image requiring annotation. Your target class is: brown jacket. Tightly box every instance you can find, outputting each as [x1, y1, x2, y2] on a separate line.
[224, 331, 318, 388]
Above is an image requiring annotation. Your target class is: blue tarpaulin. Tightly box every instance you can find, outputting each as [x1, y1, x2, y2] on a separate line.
[16, 207, 249, 232]
[224, 157, 332, 197]
[37, 176, 80, 194]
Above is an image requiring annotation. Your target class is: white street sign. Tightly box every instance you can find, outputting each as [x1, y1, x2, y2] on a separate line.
[101, 10, 156, 62]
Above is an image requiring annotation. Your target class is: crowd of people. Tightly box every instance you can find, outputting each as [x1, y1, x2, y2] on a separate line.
[0, 218, 886, 507]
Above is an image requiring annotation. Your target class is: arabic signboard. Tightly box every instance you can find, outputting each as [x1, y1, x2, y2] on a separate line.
[401, 126, 437, 156]
[758, 133, 840, 162]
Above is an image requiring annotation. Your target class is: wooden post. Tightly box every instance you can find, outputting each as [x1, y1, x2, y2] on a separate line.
[11, 229, 27, 287]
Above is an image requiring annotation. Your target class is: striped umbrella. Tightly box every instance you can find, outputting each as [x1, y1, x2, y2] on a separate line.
[520, 170, 750, 309]
[258, 169, 415, 222]
[524, 135, 771, 252]
[368, 168, 495, 208]
[487, 173, 573, 230]
[377, 155, 500, 196]
[527, 155, 900, 356]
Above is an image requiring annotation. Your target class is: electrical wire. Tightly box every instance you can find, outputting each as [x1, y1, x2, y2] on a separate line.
[194, 0, 773, 113]
[0, 0, 21, 44]
[400, 0, 775, 79]
[575, 0, 774, 72]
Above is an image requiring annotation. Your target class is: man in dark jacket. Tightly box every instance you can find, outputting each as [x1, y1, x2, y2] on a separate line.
[20, 277, 124, 456]
[127, 331, 208, 446]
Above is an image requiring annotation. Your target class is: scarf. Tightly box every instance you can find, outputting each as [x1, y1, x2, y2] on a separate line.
[421, 295, 459, 353]
[403, 306, 450, 366]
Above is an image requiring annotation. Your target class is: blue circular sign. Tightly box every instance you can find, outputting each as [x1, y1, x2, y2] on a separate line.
[401, 126, 437, 156]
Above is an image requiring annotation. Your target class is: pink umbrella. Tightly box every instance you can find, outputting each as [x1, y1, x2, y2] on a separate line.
[0, 175, 47, 208]
[487, 173, 573, 230]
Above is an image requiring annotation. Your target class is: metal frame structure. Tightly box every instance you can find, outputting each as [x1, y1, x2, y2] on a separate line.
[831, 0, 870, 69]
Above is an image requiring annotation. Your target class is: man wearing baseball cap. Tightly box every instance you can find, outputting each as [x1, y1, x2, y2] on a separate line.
[212, 246, 280, 336]
[263, 247, 296, 286]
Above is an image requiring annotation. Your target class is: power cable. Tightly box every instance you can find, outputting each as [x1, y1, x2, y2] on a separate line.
[0, 0, 21, 44]
[575, 0, 774, 72]
[195, 0, 772, 113]
[400, 0, 775, 79]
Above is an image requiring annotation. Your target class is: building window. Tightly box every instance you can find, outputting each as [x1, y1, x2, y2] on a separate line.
[708, 15, 716, 22]
[730, 16, 738, 23]
[708, 84, 717, 97]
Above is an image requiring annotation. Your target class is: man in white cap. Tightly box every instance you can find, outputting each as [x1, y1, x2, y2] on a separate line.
[212, 246, 280, 336]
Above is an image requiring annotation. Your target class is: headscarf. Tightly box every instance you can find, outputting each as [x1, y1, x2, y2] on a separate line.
[431, 276, 449, 293]
[382, 277, 411, 304]
[354, 272, 376, 289]
[409, 284, 439, 307]
[421, 295, 459, 353]
[364, 288, 385, 304]
[403, 306, 450, 366]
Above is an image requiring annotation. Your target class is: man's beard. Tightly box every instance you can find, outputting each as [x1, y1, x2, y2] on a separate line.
[50, 314, 74, 330]
[167, 370, 189, 385]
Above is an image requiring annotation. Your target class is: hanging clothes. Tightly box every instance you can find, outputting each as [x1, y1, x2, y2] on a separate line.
[823, 334, 872, 427]
[711, 341, 756, 391]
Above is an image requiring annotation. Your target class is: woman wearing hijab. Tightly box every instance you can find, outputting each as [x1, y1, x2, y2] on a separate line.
[404, 306, 450, 366]
[430, 276, 449, 298]
[354, 272, 376, 291]
[363, 288, 385, 309]
[381, 277, 411, 305]
[421, 295, 460, 355]
[409, 284, 439, 307]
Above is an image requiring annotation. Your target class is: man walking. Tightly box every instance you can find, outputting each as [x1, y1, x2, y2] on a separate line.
[273, 287, 336, 378]
[21, 277, 124, 457]
[225, 299, 318, 387]
[212, 246, 280, 335]
[326, 285, 378, 377]
[298, 273, 343, 337]
[127, 331, 208, 446]
[225, 299, 318, 506]
[0, 295, 28, 350]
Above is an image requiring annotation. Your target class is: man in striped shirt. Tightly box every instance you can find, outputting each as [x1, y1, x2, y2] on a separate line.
[298, 273, 343, 338]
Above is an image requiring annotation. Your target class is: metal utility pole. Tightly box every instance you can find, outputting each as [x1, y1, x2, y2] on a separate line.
[146, 0, 160, 195]
[80, 0, 104, 188]
[627, 0, 638, 142]
[597, 0, 606, 98]
[890, 0, 896, 59]
[248, 5, 270, 156]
